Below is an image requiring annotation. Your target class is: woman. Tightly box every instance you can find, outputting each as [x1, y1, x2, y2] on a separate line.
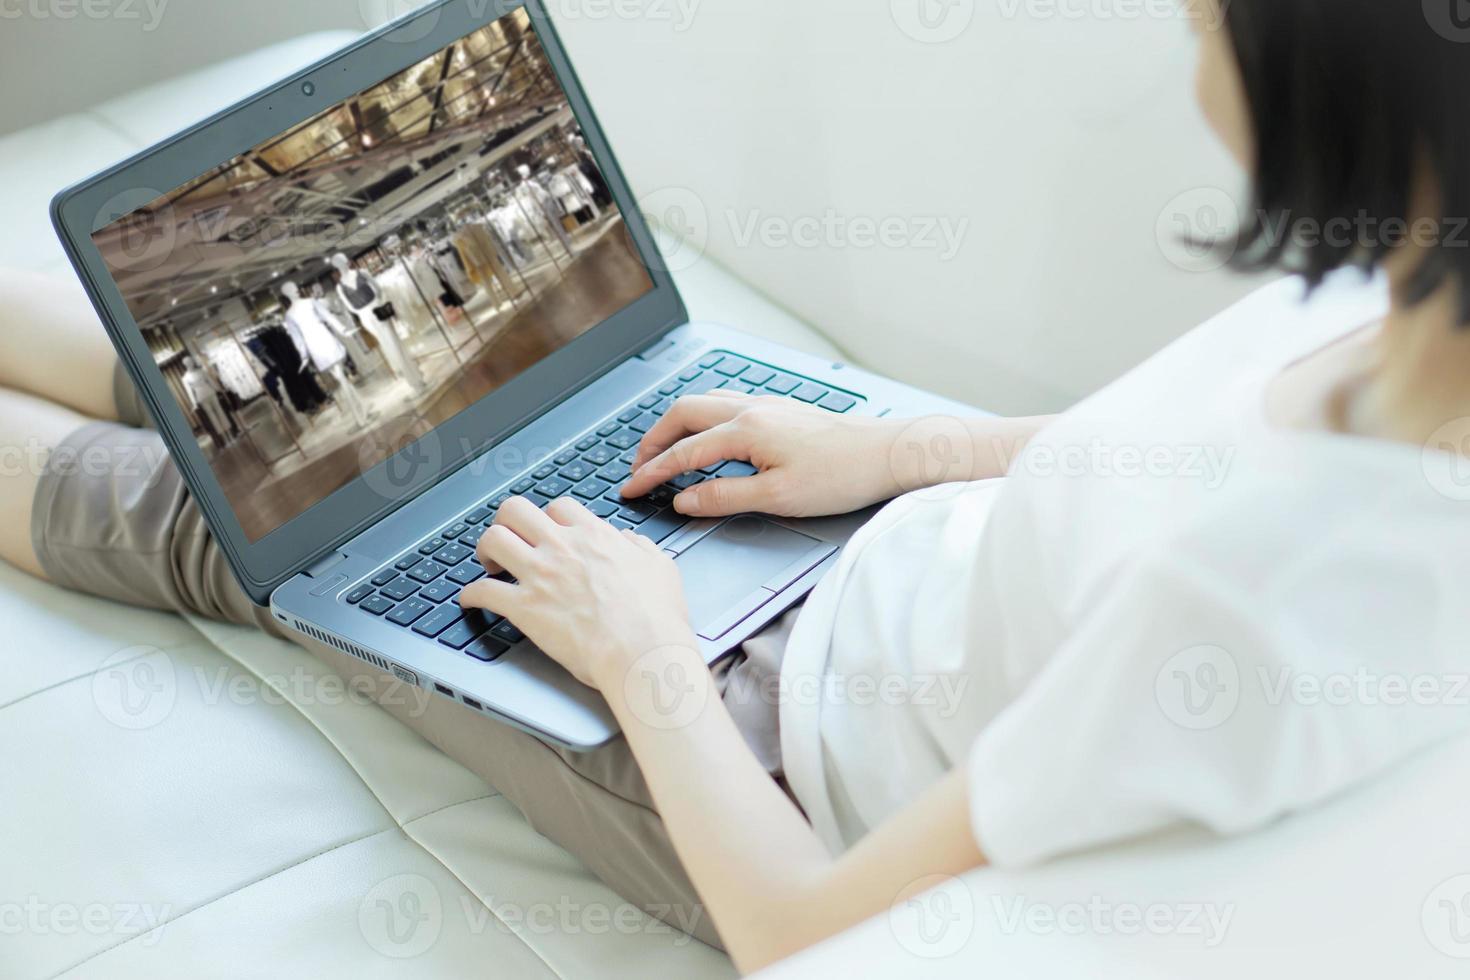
[2, 0, 1468, 971]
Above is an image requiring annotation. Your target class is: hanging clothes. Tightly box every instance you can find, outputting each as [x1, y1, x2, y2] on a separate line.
[283, 298, 349, 373]
[431, 245, 475, 303]
[454, 223, 518, 295]
[549, 165, 598, 221]
[377, 261, 439, 338]
[246, 325, 329, 414]
[200, 336, 264, 401]
[181, 365, 233, 443]
[514, 177, 574, 254]
[338, 268, 425, 393]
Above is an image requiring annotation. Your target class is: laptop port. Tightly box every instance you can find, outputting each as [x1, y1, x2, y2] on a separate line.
[434, 683, 453, 698]
[462, 696, 483, 711]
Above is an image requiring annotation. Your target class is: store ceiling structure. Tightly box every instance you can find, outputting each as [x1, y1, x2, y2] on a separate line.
[96, 14, 574, 332]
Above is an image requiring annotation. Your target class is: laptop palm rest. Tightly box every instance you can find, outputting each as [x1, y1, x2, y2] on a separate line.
[674, 516, 837, 642]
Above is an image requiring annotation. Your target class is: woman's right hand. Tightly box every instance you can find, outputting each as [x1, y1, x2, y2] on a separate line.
[620, 391, 912, 519]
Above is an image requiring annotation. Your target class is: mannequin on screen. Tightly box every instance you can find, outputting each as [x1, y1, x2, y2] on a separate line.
[280, 280, 371, 428]
[331, 252, 426, 395]
[514, 163, 574, 255]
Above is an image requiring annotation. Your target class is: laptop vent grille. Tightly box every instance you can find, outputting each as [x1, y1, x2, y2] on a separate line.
[292, 619, 392, 673]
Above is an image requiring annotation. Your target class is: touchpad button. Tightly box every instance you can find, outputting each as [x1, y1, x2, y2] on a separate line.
[676, 517, 824, 633]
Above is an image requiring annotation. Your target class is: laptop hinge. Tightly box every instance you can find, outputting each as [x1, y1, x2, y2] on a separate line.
[303, 551, 351, 580]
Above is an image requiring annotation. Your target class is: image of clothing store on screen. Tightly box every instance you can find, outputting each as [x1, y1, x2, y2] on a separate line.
[92, 9, 655, 539]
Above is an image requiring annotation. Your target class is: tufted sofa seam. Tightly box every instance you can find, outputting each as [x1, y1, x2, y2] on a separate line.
[49, 793, 549, 980]
[0, 636, 207, 714]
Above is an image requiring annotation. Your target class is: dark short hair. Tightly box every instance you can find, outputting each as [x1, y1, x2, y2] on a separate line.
[1222, 0, 1470, 322]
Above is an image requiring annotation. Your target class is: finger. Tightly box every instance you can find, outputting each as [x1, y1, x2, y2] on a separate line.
[476, 523, 537, 578]
[459, 576, 518, 614]
[545, 495, 600, 529]
[494, 494, 559, 546]
[673, 475, 775, 517]
[631, 395, 746, 472]
[622, 424, 746, 498]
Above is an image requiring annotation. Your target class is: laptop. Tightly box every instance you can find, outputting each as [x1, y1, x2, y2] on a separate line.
[52, 0, 970, 748]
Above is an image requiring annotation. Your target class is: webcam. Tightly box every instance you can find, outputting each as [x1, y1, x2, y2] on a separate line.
[301, 81, 317, 97]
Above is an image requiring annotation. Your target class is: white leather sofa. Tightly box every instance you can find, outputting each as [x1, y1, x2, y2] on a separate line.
[4, 23, 1470, 980]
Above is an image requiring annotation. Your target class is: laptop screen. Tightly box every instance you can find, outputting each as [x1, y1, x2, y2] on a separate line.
[90, 7, 655, 543]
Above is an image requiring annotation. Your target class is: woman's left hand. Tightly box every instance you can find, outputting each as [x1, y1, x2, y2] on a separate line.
[458, 496, 696, 690]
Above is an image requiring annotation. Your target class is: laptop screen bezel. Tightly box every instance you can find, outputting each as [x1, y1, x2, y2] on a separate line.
[50, 0, 687, 605]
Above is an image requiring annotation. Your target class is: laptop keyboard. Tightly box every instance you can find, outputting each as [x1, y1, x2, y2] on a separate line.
[344, 350, 864, 663]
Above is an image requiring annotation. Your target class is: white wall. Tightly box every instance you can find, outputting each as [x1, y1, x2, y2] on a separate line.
[0, 0, 1267, 413]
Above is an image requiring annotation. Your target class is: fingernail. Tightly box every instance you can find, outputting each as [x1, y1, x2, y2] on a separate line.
[673, 490, 695, 514]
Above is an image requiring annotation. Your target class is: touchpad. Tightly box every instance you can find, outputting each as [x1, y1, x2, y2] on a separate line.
[676, 517, 834, 640]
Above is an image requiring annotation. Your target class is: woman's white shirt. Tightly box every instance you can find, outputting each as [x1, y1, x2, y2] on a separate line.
[780, 271, 1470, 863]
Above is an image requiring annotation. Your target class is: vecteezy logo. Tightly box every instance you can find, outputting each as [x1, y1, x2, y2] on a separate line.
[359, 414, 443, 503]
[1424, 0, 1470, 43]
[891, 0, 976, 44]
[621, 647, 709, 731]
[887, 415, 976, 502]
[889, 875, 974, 959]
[92, 646, 177, 731]
[359, 0, 441, 43]
[637, 187, 709, 274]
[1156, 187, 1240, 273]
[1423, 875, 1470, 959]
[1421, 418, 1470, 501]
[1155, 645, 1240, 730]
[359, 874, 443, 959]
[94, 188, 177, 275]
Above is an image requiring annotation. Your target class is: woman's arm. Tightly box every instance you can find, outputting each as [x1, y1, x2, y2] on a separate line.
[600, 639, 986, 973]
[462, 498, 987, 975]
[621, 392, 1055, 520]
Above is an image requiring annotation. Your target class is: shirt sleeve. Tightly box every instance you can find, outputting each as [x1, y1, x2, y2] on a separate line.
[967, 539, 1465, 868]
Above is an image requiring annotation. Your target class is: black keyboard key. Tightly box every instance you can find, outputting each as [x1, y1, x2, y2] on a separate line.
[464, 635, 510, 662]
[792, 382, 827, 403]
[716, 460, 759, 478]
[583, 445, 616, 466]
[412, 603, 464, 638]
[596, 421, 620, 437]
[765, 375, 800, 395]
[441, 522, 470, 540]
[597, 462, 632, 483]
[380, 577, 420, 602]
[417, 538, 448, 556]
[419, 580, 460, 603]
[438, 613, 497, 650]
[670, 472, 705, 490]
[407, 561, 447, 584]
[618, 408, 642, 423]
[487, 493, 512, 509]
[387, 597, 434, 627]
[659, 381, 683, 396]
[820, 392, 857, 413]
[610, 517, 636, 531]
[683, 374, 724, 396]
[560, 461, 595, 483]
[648, 485, 677, 508]
[532, 464, 556, 480]
[510, 478, 536, 495]
[632, 510, 690, 545]
[588, 499, 620, 519]
[715, 358, 752, 378]
[535, 477, 574, 499]
[721, 381, 758, 395]
[458, 527, 485, 547]
[698, 353, 724, 369]
[574, 478, 612, 500]
[346, 584, 375, 605]
[394, 553, 423, 571]
[576, 436, 599, 451]
[490, 620, 525, 644]
[679, 367, 704, 382]
[620, 448, 639, 465]
[628, 413, 660, 434]
[433, 543, 474, 566]
[742, 366, 776, 386]
[650, 398, 674, 416]
[464, 506, 493, 525]
[522, 492, 551, 509]
[554, 449, 579, 466]
[447, 563, 486, 586]
[619, 501, 658, 523]
[371, 568, 399, 587]
[360, 594, 395, 616]
[606, 429, 640, 451]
